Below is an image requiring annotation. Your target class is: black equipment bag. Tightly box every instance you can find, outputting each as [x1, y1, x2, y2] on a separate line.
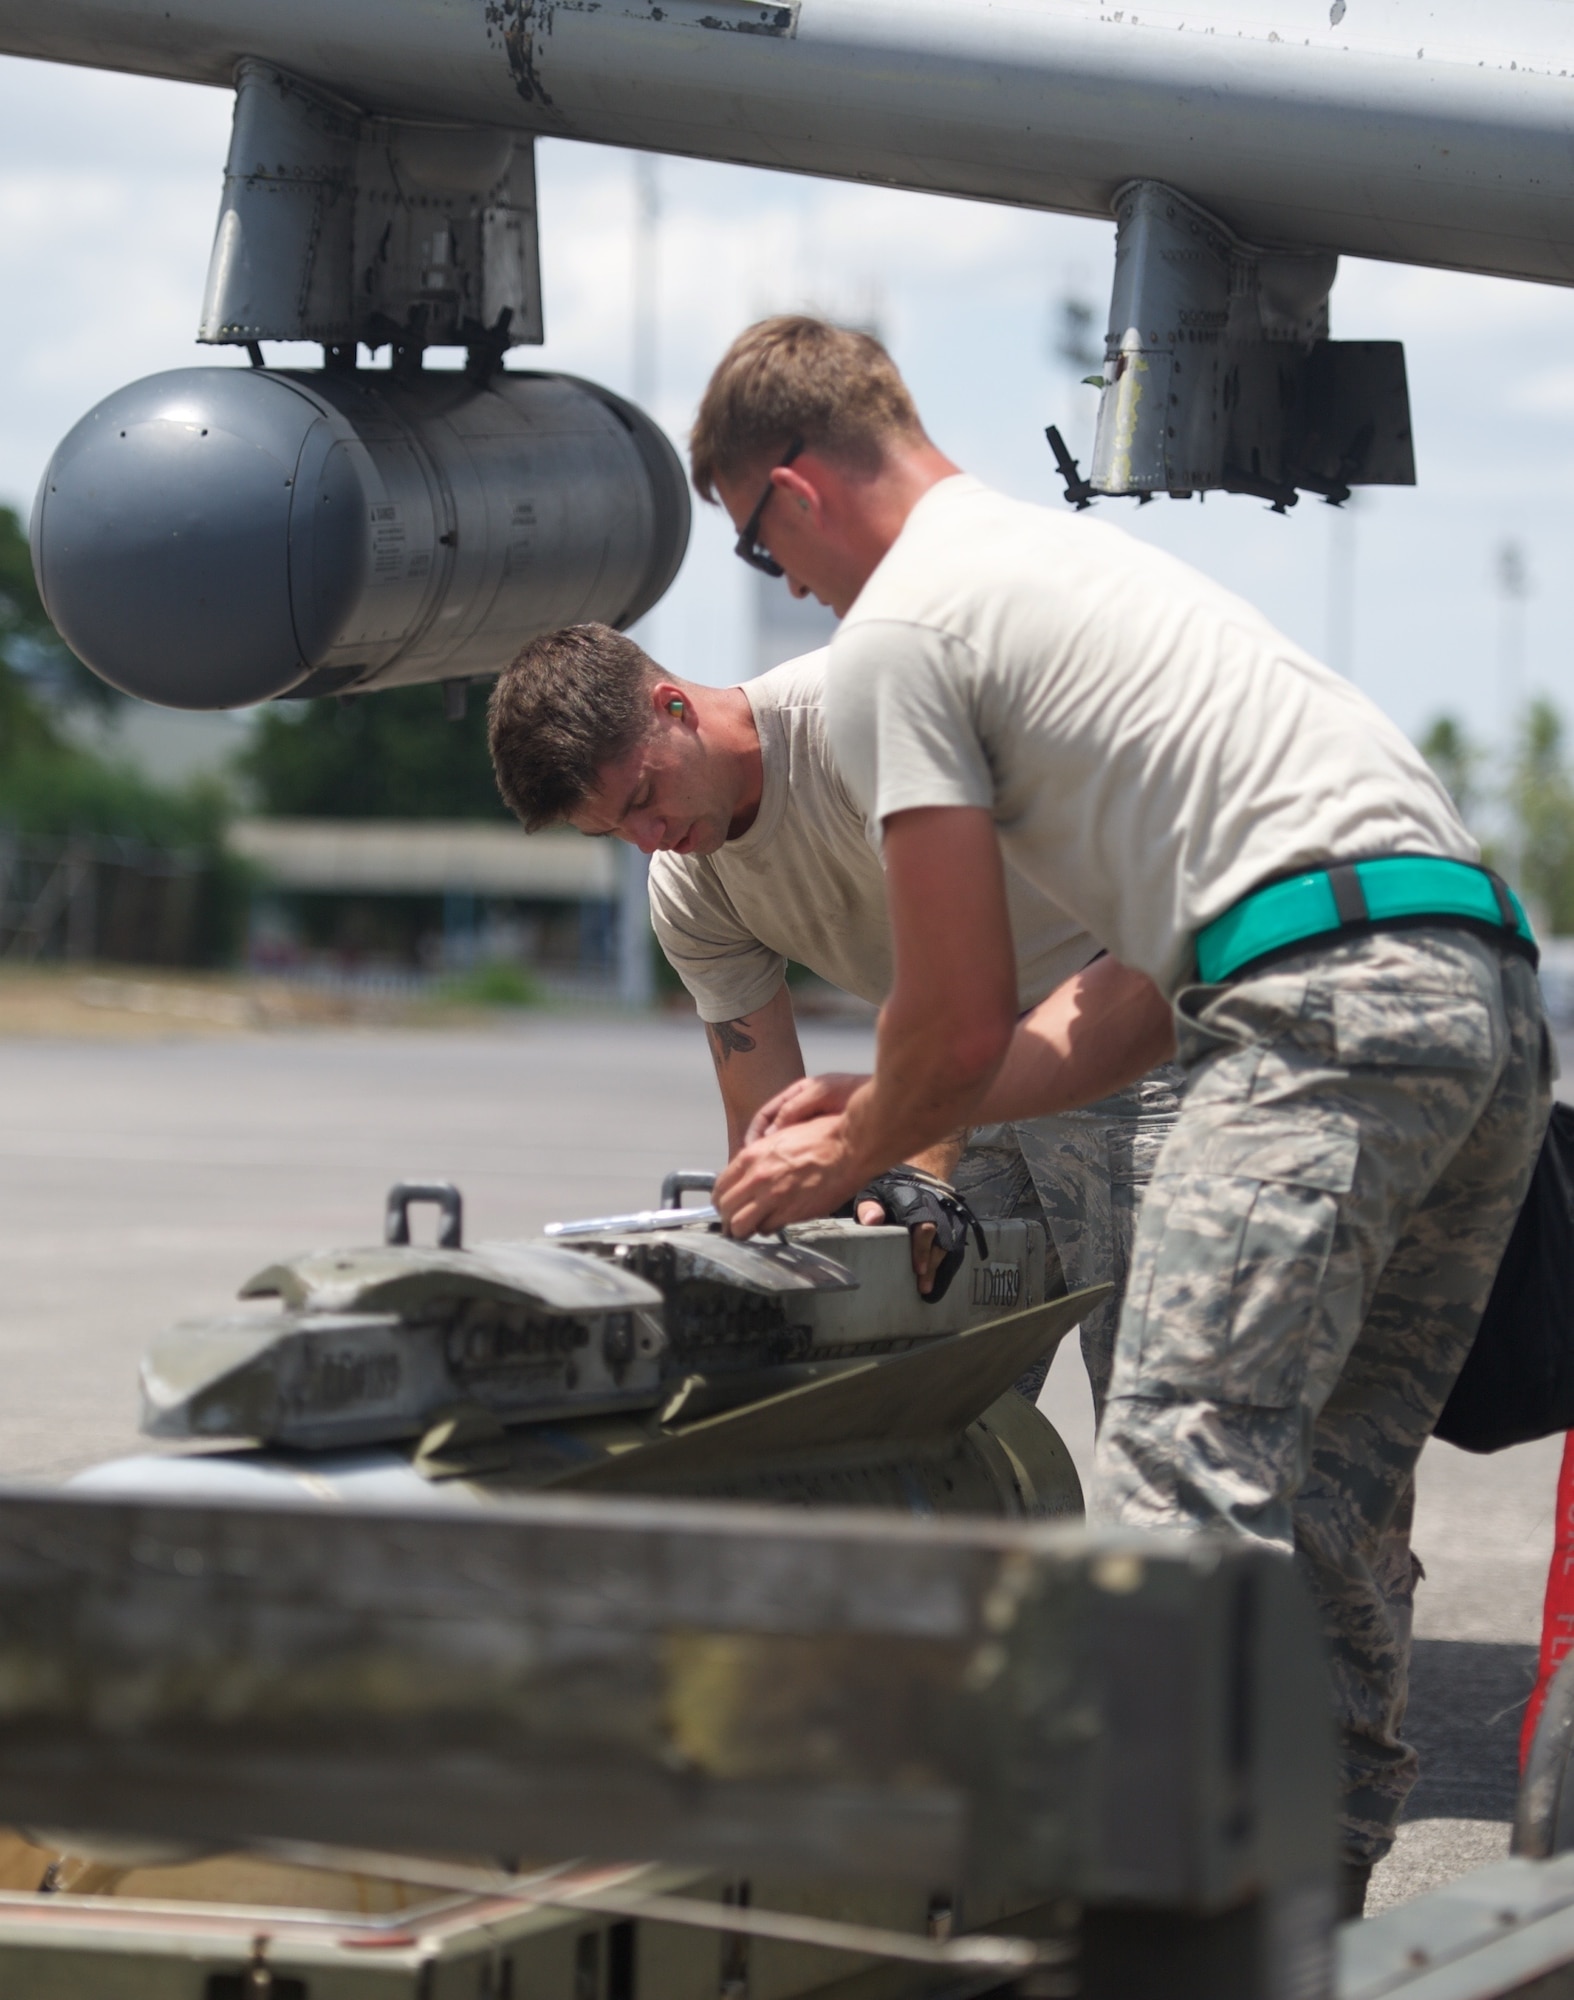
[1435, 1101, 1574, 1454]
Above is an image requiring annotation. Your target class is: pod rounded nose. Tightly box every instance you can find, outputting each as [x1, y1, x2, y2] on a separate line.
[31, 367, 325, 710]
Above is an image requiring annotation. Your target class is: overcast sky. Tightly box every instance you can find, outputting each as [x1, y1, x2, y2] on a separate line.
[0, 51, 1569, 758]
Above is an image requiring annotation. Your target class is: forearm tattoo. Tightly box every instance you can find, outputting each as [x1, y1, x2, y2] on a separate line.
[706, 1017, 757, 1064]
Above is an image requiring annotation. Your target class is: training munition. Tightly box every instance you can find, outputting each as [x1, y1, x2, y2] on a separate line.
[87, 1179, 1090, 1519]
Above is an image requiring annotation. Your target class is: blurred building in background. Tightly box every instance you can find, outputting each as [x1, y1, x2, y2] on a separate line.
[232, 819, 618, 993]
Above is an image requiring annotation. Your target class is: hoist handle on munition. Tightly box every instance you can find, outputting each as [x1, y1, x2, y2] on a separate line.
[660, 1169, 717, 1210]
[385, 1180, 463, 1250]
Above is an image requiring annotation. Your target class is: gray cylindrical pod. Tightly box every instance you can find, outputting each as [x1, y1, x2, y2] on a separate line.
[32, 366, 690, 710]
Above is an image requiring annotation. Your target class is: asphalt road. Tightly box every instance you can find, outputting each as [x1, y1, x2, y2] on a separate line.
[0, 1012, 1562, 1913]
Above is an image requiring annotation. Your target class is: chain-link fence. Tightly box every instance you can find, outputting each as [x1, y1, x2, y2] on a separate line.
[0, 829, 212, 966]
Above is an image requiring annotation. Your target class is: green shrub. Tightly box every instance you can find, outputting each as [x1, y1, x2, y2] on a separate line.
[437, 961, 544, 1009]
[241, 684, 508, 820]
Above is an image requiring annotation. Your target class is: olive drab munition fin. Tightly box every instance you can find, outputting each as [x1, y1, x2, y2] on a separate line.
[551, 1286, 1108, 1493]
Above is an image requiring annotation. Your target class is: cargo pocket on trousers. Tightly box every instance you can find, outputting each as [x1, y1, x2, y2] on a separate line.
[1124, 1117, 1360, 1409]
[1331, 985, 1498, 1072]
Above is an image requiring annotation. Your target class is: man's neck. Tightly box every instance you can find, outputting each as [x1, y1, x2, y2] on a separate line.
[831, 443, 963, 605]
[709, 684, 766, 838]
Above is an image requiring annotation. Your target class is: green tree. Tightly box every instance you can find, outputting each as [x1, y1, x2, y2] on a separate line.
[1419, 703, 1574, 936]
[0, 650, 59, 766]
[240, 686, 508, 820]
[0, 504, 66, 765]
[0, 504, 116, 715]
[1419, 714, 1479, 824]
[0, 500, 224, 849]
[1511, 699, 1574, 935]
[0, 505, 249, 961]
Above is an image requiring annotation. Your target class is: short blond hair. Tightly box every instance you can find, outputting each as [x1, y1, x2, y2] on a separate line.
[689, 315, 926, 501]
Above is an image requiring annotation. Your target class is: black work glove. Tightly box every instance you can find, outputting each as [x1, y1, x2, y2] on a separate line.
[837, 1166, 988, 1305]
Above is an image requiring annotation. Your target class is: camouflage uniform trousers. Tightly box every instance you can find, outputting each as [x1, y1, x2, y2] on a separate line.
[1093, 926, 1554, 1865]
[953, 1065, 1184, 1413]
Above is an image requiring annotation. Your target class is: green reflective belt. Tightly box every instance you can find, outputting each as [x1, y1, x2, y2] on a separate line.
[1194, 855, 1538, 985]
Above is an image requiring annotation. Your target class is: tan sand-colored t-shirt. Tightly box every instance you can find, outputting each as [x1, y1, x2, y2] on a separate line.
[827, 476, 1475, 994]
[648, 651, 1101, 1022]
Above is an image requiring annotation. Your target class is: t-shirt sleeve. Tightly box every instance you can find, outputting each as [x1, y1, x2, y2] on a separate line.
[647, 852, 788, 1023]
[824, 620, 995, 831]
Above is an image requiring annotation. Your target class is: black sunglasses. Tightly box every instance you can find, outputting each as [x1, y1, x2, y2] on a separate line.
[733, 439, 805, 576]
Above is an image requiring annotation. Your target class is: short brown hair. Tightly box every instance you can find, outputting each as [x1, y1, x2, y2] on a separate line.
[690, 315, 925, 501]
[488, 624, 656, 832]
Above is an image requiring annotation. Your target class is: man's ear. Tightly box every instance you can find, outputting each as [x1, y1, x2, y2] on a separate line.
[773, 463, 825, 522]
[651, 679, 692, 723]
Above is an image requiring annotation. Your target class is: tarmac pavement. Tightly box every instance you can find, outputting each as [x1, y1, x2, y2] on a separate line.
[0, 1010, 1562, 1912]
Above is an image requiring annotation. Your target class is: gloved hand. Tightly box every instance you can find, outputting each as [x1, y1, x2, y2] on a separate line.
[839, 1166, 988, 1304]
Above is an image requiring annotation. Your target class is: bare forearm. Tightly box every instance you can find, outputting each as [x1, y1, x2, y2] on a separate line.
[833, 807, 1015, 1184]
[974, 957, 1176, 1123]
[908, 1132, 967, 1182]
[705, 984, 806, 1155]
[837, 999, 1004, 1184]
[712, 807, 1015, 1237]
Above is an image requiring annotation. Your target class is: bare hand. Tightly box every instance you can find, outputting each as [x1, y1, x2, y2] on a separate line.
[744, 1071, 869, 1145]
[715, 1115, 860, 1237]
[855, 1198, 944, 1295]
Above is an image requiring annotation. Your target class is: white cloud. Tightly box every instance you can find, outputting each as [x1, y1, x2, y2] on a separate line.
[1503, 362, 1574, 418]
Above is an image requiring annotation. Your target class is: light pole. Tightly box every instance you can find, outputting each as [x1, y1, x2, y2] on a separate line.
[1049, 284, 1101, 462]
[1497, 538, 1530, 720]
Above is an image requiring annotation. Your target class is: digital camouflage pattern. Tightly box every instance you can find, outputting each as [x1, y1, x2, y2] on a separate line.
[1013, 1070, 1183, 1413]
[1094, 925, 1554, 1865]
[951, 1127, 1055, 1401]
[953, 1067, 1183, 1410]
